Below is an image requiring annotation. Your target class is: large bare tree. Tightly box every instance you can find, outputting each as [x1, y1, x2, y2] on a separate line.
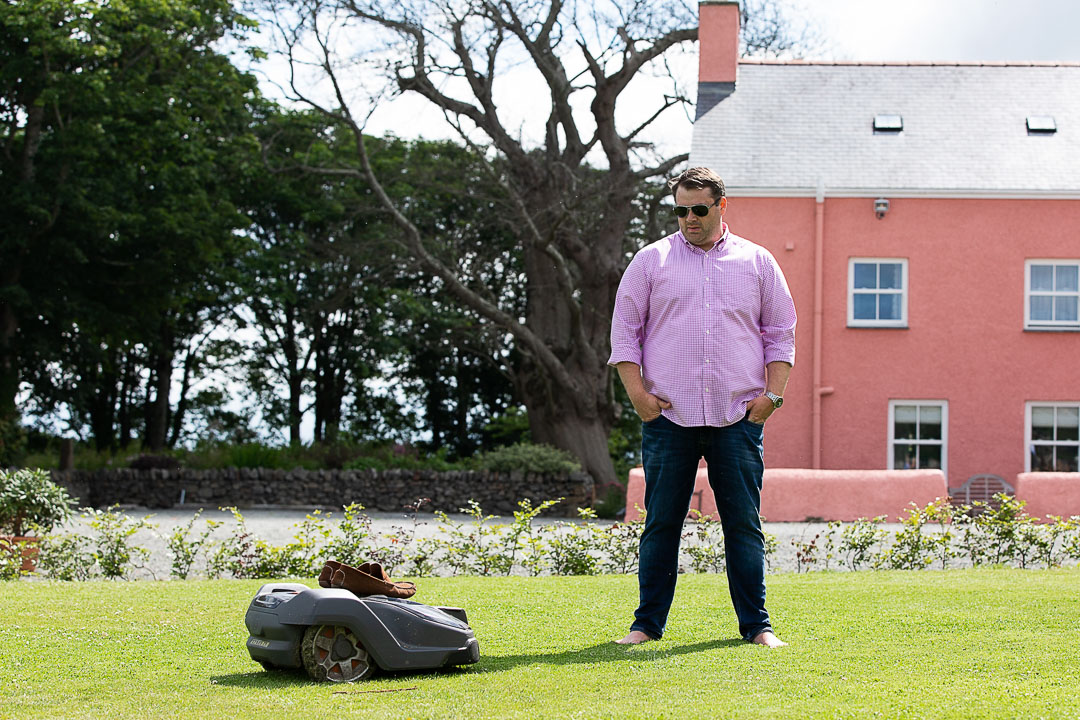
[257, 0, 814, 487]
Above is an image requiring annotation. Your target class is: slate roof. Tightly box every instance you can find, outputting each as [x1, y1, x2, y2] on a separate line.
[689, 61, 1080, 197]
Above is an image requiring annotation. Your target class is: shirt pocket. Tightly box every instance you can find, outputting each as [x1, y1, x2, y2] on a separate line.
[716, 268, 761, 321]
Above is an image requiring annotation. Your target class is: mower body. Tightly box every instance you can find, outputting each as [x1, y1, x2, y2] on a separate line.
[244, 582, 479, 678]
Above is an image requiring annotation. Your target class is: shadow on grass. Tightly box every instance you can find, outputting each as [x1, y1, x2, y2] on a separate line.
[210, 669, 311, 688]
[210, 639, 742, 687]
[212, 665, 480, 688]
[476, 637, 744, 673]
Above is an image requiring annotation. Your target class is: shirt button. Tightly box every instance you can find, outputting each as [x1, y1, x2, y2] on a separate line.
[705, 330, 710, 334]
[706, 304, 710, 308]
[705, 388, 711, 392]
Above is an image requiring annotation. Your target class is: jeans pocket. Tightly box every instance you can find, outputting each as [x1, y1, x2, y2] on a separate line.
[743, 411, 765, 428]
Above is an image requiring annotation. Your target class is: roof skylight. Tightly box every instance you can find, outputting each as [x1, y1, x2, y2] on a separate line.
[873, 114, 903, 133]
[1026, 116, 1057, 134]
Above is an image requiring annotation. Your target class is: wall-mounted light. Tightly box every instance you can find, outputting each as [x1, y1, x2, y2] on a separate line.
[874, 198, 890, 219]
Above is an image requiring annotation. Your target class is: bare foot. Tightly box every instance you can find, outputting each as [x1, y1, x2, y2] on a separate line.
[750, 631, 788, 648]
[615, 630, 656, 645]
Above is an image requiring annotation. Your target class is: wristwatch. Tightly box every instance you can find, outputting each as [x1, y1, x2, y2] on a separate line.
[765, 391, 784, 409]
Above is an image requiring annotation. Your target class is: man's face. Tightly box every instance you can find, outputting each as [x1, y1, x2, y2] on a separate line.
[674, 186, 727, 248]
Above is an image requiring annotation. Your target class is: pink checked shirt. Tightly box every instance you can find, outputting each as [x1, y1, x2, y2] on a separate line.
[608, 224, 797, 427]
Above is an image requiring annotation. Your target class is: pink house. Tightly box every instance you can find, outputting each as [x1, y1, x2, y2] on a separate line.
[631, 2, 1080, 519]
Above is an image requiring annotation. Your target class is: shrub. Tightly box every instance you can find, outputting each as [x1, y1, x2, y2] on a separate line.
[37, 533, 96, 581]
[435, 501, 511, 576]
[474, 443, 582, 475]
[128, 454, 182, 470]
[343, 446, 464, 472]
[0, 468, 76, 536]
[682, 511, 726, 574]
[85, 507, 155, 579]
[321, 503, 378, 567]
[206, 507, 299, 579]
[10, 497, 1080, 582]
[878, 503, 936, 571]
[839, 516, 887, 571]
[596, 518, 644, 575]
[166, 509, 214, 580]
[0, 537, 28, 581]
[547, 508, 602, 576]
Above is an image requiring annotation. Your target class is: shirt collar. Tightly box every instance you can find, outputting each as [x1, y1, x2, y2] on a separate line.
[679, 222, 729, 253]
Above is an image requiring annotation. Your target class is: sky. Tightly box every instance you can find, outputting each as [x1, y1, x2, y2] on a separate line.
[803, 0, 1080, 63]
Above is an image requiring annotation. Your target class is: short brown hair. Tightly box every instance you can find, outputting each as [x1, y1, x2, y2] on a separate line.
[667, 167, 725, 200]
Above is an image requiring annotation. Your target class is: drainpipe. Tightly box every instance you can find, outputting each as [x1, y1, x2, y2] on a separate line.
[812, 179, 834, 468]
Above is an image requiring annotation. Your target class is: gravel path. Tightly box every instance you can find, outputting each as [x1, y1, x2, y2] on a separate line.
[40, 505, 908, 580]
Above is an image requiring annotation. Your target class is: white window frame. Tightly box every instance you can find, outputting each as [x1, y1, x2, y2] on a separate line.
[848, 258, 908, 328]
[1024, 259, 1080, 330]
[888, 400, 948, 477]
[1025, 401, 1080, 472]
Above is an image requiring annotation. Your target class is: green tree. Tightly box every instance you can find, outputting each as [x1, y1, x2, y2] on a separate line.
[244, 110, 519, 451]
[2, 0, 262, 452]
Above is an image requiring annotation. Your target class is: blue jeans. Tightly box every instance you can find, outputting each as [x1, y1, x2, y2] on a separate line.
[631, 414, 772, 642]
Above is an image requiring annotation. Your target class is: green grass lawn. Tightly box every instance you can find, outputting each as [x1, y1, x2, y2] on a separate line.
[2, 568, 1079, 719]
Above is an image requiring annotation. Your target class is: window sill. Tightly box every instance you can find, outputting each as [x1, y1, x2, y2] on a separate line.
[1024, 326, 1080, 332]
[847, 324, 909, 330]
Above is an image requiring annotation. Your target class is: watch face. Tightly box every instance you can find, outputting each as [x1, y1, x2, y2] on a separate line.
[774, 396, 784, 408]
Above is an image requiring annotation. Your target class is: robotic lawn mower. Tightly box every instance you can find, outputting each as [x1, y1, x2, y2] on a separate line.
[244, 562, 479, 683]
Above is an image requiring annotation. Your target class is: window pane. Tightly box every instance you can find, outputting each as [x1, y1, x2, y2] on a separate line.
[919, 417, 942, 441]
[1059, 448, 1079, 473]
[1032, 406, 1055, 441]
[895, 405, 917, 422]
[879, 263, 903, 289]
[1056, 264, 1079, 292]
[1030, 295, 1053, 321]
[853, 293, 877, 319]
[1055, 296, 1078, 322]
[894, 444, 917, 469]
[894, 404, 917, 439]
[879, 293, 901, 320]
[854, 263, 878, 289]
[1031, 264, 1054, 291]
[1033, 445, 1055, 471]
[1058, 407, 1079, 441]
[919, 444, 942, 469]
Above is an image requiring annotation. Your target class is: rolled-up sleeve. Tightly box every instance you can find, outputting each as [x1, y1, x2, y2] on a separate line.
[759, 253, 797, 366]
[608, 253, 651, 366]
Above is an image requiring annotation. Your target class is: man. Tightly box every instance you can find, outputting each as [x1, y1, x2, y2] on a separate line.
[608, 167, 796, 648]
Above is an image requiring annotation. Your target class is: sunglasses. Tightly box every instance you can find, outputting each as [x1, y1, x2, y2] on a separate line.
[672, 197, 722, 218]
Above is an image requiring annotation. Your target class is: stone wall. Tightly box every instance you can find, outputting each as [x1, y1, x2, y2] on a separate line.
[51, 468, 594, 516]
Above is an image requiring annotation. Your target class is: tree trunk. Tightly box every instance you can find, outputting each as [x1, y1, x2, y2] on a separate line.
[0, 296, 18, 425]
[525, 391, 615, 493]
[516, 236, 619, 488]
[89, 360, 119, 453]
[505, 169, 630, 490]
[117, 350, 136, 449]
[0, 264, 22, 427]
[312, 316, 326, 444]
[145, 324, 173, 452]
[169, 339, 198, 448]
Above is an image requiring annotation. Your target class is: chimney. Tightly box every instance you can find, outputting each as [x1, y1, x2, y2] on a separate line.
[696, 1, 740, 119]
